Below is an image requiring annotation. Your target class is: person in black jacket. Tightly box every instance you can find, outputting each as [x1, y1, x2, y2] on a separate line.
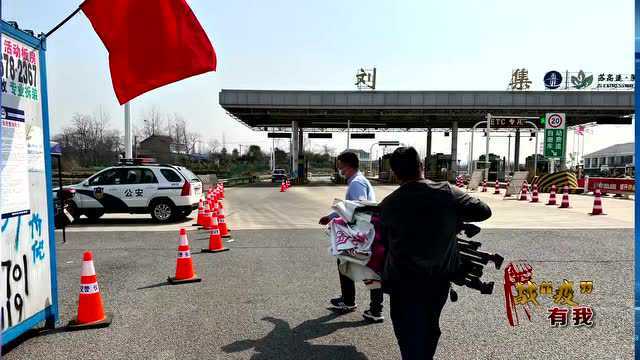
[379, 147, 492, 360]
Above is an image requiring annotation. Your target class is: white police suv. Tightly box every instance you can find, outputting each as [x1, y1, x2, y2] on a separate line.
[61, 160, 203, 223]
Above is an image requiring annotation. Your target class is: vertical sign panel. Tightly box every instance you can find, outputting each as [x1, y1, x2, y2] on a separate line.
[543, 113, 566, 159]
[1, 25, 57, 346]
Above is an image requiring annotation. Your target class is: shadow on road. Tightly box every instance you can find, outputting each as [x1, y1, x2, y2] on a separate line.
[70, 216, 195, 226]
[222, 312, 370, 359]
[137, 281, 171, 290]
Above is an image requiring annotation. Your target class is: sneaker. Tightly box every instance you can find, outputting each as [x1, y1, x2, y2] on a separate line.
[362, 310, 384, 323]
[329, 297, 357, 312]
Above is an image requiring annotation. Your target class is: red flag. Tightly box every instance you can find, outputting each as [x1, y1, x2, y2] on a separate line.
[81, 0, 217, 104]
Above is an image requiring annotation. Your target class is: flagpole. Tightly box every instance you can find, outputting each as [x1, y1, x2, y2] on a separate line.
[44, 7, 82, 38]
[125, 102, 132, 159]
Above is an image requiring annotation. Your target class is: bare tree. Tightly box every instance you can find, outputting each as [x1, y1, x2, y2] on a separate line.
[167, 112, 187, 145]
[207, 139, 221, 153]
[140, 106, 164, 138]
[185, 131, 201, 154]
[55, 108, 121, 167]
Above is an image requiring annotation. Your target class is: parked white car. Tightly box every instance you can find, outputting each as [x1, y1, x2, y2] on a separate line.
[58, 161, 203, 223]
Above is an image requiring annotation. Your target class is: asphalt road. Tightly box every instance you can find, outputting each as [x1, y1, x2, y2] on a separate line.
[62, 184, 634, 232]
[2, 227, 633, 360]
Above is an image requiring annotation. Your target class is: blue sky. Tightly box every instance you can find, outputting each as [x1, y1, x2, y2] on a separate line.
[1, 0, 635, 162]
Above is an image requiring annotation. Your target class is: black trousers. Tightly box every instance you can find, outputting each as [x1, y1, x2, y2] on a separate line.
[337, 261, 384, 313]
[389, 281, 450, 360]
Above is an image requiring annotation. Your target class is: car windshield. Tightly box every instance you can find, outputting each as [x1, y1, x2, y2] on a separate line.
[176, 167, 201, 182]
[274, 169, 285, 174]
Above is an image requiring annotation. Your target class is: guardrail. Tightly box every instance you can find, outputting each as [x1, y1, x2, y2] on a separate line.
[580, 176, 635, 198]
[219, 176, 258, 187]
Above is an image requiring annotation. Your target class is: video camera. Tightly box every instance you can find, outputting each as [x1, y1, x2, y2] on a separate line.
[449, 223, 504, 302]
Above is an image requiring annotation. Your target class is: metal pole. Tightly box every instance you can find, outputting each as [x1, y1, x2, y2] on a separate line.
[44, 7, 82, 38]
[451, 121, 458, 181]
[57, 156, 65, 243]
[468, 131, 474, 174]
[369, 142, 377, 175]
[524, 121, 539, 177]
[484, 114, 491, 180]
[425, 128, 432, 178]
[534, 131, 539, 176]
[507, 134, 511, 174]
[124, 102, 132, 158]
[580, 131, 584, 167]
[346, 119, 351, 150]
[469, 120, 487, 177]
[290, 122, 295, 175]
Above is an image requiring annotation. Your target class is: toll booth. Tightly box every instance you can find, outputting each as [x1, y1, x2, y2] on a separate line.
[525, 154, 549, 177]
[425, 153, 452, 181]
[377, 154, 397, 183]
[476, 154, 505, 181]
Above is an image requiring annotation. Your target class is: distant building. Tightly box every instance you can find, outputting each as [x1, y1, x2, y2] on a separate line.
[138, 135, 187, 163]
[583, 142, 634, 176]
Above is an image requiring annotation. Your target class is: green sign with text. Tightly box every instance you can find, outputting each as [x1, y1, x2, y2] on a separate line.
[544, 128, 566, 158]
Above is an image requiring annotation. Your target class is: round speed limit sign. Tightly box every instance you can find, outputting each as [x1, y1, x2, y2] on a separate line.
[547, 113, 565, 128]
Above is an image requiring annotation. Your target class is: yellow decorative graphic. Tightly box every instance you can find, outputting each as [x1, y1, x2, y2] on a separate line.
[514, 281, 539, 305]
[552, 280, 578, 306]
[579, 281, 593, 294]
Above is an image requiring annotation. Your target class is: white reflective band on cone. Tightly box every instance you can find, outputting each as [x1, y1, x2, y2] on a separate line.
[212, 218, 219, 226]
[211, 229, 220, 235]
[80, 282, 100, 294]
[81, 260, 96, 276]
[179, 235, 188, 246]
[178, 251, 191, 258]
[219, 218, 225, 223]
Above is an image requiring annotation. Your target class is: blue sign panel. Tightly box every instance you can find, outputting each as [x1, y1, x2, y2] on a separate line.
[0, 20, 59, 347]
[544, 71, 563, 89]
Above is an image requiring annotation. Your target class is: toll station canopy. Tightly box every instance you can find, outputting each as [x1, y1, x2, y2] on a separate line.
[219, 90, 633, 130]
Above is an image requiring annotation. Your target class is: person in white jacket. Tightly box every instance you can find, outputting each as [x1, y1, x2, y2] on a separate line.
[319, 151, 384, 323]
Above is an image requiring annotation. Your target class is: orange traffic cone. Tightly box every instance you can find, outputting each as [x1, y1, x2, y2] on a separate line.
[218, 207, 232, 239]
[481, 179, 487, 192]
[194, 199, 205, 227]
[546, 184, 557, 205]
[67, 251, 112, 330]
[286, 180, 291, 189]
[519, 181, 529, 201]
[559, 185, 570, 208]
[530, 184, 539, 203]
[494, 179, 500, 195]
[201, 203, 212, 229]
[201, 216, 229, 253]
[589, 189, 606, 215]
[280, 181, 286, 192]
[168, 228, 201, 284]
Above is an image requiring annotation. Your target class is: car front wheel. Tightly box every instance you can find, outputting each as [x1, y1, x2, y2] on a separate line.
[150, 200, 175, 223]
